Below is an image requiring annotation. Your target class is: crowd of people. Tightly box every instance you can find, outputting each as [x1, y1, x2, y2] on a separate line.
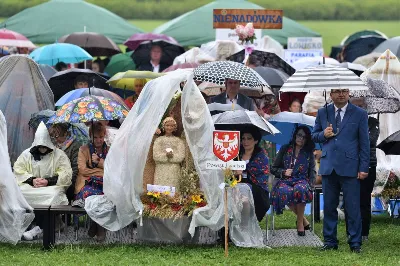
[0, 38, 383, 254]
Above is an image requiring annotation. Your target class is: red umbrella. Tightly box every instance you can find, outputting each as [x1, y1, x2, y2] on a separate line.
[162, 62, 199, 72]
[0, 28, 36, 48]
[124, 33, 179, 51]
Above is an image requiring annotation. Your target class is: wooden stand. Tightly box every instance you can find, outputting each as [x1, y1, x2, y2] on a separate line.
[224, 187, 229, 257]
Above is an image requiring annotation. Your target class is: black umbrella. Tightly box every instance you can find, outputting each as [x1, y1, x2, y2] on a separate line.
[132, 40, 185, 67]
[351, 78, 400, 115]
[58, 32, 121, 56]
[377, 130, 400, 155]
[48, 68, 109, 102]
[340, 35, 386, 63]
[227, 49, 296, 76]
[253, 66, 289, 88]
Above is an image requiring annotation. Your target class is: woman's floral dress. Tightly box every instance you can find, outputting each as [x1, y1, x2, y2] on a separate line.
[271, 144, 315, 214]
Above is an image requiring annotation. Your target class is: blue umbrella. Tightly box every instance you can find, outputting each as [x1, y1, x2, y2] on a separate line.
[55, 87, 126, 107]
[263, 112, 316, 145]
[29, 43, 92, 65]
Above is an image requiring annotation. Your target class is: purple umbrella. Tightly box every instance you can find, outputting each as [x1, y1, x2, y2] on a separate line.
[124, 33, 179, 51]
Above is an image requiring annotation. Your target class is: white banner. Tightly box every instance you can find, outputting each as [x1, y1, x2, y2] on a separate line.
[284, 49, 324, 64]
[206, 160, 247, 170]
[215, 28, 262, 47]
[287, 37, 323, 50]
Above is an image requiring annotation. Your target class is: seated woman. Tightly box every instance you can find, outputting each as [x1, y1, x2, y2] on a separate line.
[48, 123, 81, 203]
[235, 127, 270, 222]
[74, 122, 109, 241]
[13, 122, 72, 240]
[271, 126, 315, 236]
[125, 78, 147, 109]
[153, 117, 185, 189]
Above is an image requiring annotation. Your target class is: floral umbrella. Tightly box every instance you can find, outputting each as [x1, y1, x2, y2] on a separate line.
[48, 95, 129, 124]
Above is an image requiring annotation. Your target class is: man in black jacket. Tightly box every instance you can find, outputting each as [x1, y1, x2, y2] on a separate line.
[137, 45, 169, 73]
[346, 97, 380, 242]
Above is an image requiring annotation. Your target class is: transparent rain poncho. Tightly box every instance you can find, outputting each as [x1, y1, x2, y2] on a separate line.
[85, 69, 264, 247]
[361, 49, 400, 194]
[0, 55, 54, 164]
[0, 110, 34, 244]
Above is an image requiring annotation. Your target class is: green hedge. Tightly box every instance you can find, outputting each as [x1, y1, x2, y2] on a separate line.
[0, 0, 399, 20]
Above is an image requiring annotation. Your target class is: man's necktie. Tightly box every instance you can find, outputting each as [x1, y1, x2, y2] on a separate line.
[335, 108, 342, 133]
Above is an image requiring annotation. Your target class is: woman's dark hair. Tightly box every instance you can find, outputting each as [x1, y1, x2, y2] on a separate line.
[290, 125, 314, 152]
[239, 126, 262, 161]
[289, 98, 302, 110]
[92, 59, 105, 73]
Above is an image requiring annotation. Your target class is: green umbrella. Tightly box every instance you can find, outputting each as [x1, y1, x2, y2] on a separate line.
[104, 51, 136, 77]
[0, 0, 143, 44]
[153, 0, 320, 47]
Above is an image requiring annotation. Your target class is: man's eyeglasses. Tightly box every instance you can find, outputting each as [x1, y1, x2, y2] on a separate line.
[331, 90, 349, 95]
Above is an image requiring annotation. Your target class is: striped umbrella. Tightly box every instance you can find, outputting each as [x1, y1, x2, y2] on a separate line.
[280, 64, 368, 93]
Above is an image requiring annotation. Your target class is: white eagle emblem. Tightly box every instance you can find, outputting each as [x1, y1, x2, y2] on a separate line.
[213, 131, 240, 162]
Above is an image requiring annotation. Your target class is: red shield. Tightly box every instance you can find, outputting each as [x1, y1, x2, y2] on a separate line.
[213, 130, 240, 162]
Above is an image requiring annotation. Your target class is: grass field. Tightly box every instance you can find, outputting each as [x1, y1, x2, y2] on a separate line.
[0, 212, 399, 265]
[130, 20, 400, 54]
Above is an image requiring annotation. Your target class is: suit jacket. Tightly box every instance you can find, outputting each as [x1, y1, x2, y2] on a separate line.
[137, 62, 169, 73]
[210, 93, 255, 113]
[312, 102, 370, 177]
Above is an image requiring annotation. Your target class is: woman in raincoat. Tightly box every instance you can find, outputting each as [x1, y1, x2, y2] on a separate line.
[13, 122, 72, 240]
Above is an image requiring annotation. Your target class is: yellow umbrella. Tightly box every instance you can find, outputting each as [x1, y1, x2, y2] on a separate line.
[107, 70, 164, 90]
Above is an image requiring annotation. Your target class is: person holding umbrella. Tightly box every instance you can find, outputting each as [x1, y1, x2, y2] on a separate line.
[74, 122, 109, 242]
[271, 126, 315, 236]
[137, 44, 168, 73]
[345, 97, 380, 242]
[312, 89, 370, 253]
[210, 78, 255, 115]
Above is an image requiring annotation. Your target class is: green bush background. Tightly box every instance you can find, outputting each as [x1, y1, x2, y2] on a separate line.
[0, 0, 399, 20]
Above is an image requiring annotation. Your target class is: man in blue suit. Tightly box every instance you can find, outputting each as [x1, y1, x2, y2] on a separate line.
[312, 89, 370, 253]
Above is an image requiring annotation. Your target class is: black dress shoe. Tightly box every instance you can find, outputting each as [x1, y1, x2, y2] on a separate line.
[320, 244, 338, 251]
[350, 246, 362, 253]
[297, 231, 305, 236]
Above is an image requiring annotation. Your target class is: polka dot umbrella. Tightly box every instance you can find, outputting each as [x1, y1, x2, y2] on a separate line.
[193, 61, 269, 89]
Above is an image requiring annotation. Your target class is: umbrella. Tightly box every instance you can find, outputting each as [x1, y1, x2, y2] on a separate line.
[373, 37, 400, 57]
[253, 66, 289, 87]
[29, 43, 93, 65]
[55, 87, 127, 108]
[212, 110, 279, 136]
[104, 51, 135, 77]
[199, 82, 274, 98]
[107, 70, 164, 90]
[29, 109, 89, 145]
[194, 61, 269, 89]
[351, 78, 400, 115]
[124, 33, 179, 51]
[227, 49, 296, 76]
[353, 52, 382, 68]
[162, 62, 199, 73]
[58, 32, 121, 56]
[341, 30, 388, 46]
[0, 28, 36, 48]
[339, 62, 366, 76]
[377, 130, 400, 155]
[292, 57, 340, 70]
[28, 110, 56, 129]
[48, 68, 109, 102]
[38, 64, 57, 81]
[280, 64, 369, 93]
[132, 40, 185, 67]
[262, 112, 316, 145]
[340, 35, 386, 63]
[48, 95, 129, 124]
